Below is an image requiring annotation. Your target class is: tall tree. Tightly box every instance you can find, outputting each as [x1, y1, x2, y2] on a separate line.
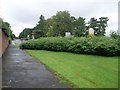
[51, 11, 73, 36]
[44, 18, 55, 37]
[72, 17, 86, 37]
[97, 17, 109, 36]
[33, 15, 46, 38]
[88, 17, 98, 35]
[19, 11, 109, 38]
[88, 17, 109, 36]
[19, 28, 33, 39]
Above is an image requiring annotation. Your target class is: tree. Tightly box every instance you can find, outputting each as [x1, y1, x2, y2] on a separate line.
[19, 11, 109, 38]
[33, 15, 46, 38]
[0, 19, 14, 39]
[97, 17, 109, 36]
[88, 17, 109, 36]
[44, 18, 55, 37]
[19, 28, 33, 39]
[88, 17, 98, 35]
[19, 15, 46, 39]
[72, 17, 86, 37]
[51, 11, 73, 36]
[12, 34, 16, 39]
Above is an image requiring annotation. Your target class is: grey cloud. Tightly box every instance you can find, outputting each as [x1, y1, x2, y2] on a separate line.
[1, 0, 119, 36]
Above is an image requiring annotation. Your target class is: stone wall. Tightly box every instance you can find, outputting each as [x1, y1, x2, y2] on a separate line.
[0, 28, 9, 57]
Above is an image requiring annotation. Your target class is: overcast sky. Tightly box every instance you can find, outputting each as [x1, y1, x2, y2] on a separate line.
[0, 0, 119, 37]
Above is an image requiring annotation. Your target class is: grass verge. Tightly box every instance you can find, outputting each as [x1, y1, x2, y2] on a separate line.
[26, 50, 118, 88]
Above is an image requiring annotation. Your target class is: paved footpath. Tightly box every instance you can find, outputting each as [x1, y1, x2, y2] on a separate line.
[2, 45, 69, 88]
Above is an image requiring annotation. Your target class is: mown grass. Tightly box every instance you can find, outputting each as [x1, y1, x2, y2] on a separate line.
[26, 50, 118, 88]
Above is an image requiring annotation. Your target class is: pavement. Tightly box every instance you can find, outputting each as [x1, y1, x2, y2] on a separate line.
[2, 44, 69, 88]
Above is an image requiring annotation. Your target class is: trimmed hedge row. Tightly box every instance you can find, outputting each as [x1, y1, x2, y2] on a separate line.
[20, 36, 120, 56]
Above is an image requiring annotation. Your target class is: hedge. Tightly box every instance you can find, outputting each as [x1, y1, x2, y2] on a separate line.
[20, 36, 120, 56]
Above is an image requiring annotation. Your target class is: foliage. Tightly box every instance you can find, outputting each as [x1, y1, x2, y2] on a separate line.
[110, 31, 120, 39]
[0, 18, 14, 39]
[12, 34, 17, 39]
[33, 15, 46, 38]
[19, 28, 33, 39]
[26, 50, 118, 88]
[20, 36, 120, 56]
[87, 17, 109, 36]
[0, 19, 10, 36]
[50, 11, 73, 36]
[19, 11, 109, 38]
[72, 17, 86, 36]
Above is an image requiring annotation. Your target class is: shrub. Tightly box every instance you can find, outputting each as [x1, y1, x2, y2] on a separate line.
[20, 36, 120, 56]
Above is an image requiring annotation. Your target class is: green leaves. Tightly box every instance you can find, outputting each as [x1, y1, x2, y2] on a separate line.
[0, 19, 14, 39]
[110, 31, 119, 39]
[20, 37, 119, 56]
[88, 17, 109, 36]
[19, 28, 33, 39]
[19, 11, 109, 38]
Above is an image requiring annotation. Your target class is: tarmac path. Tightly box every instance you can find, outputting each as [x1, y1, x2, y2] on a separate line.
[2, 44, 69, 88]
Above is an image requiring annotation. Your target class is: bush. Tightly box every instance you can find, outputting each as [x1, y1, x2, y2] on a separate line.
[8, 38, 12, 44]
[20, 36, 120, 56]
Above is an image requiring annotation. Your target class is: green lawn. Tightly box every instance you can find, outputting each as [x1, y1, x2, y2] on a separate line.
[26, 50, 118, 88]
